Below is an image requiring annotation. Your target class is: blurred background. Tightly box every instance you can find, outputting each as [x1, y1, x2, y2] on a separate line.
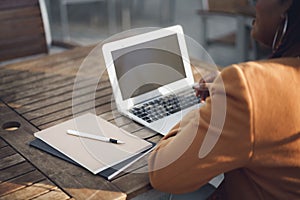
[45, 0, 268, 67]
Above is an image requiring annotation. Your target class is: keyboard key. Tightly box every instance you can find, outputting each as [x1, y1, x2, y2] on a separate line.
[129, 90, 201, 123]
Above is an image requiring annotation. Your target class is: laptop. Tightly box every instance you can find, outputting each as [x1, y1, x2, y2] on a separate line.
[102, 25, 203, 135]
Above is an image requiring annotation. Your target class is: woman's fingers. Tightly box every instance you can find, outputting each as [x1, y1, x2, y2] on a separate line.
[194, 82, 209, 100]
[194, 71, 220, 101]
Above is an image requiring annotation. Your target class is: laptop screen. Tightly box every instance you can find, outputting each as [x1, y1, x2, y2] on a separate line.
[112, 34, 186, 100]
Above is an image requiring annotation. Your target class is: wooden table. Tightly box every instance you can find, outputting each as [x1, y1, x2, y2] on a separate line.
[0, 45, 210, 199]
[0, 45, 162, 200]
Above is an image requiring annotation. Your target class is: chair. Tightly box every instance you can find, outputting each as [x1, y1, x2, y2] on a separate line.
[0, 0, 77, 63]
[198, 0, 258, 62]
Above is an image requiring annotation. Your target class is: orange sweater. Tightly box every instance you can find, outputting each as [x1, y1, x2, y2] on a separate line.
[148, 58, 300, 199]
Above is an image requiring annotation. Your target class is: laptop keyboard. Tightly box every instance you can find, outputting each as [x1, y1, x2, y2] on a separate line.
[129, 90, 201, 123]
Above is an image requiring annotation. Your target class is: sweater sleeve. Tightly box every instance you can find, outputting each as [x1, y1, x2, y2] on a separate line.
[148, 65, 254, 194]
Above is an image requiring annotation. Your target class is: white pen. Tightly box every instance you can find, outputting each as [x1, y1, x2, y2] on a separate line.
[67, 130, 125, 144]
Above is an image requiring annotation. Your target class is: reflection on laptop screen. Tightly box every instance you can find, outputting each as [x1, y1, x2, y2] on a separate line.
[112, 34, 186, 100]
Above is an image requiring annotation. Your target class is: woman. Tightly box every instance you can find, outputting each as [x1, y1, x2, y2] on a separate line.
[148, 0, 300, 199]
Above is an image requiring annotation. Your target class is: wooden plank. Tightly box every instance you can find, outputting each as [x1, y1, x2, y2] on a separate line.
[0, 162, 35, 183]
[111, 133, 162, 183]
[0, 72, 58, 93]
[0, 146, 15, 159]
[1, 56, 100, 102]
[36, 104, 152, 140]
[0, 0, 38, 10]
[0, 44, 47, 65]
[112, 165, 151, 199]
[0, 12, 41, 27]
[31, 95, 113, 127]
[25, 86, 112, 120]
[1, 53, 102, 83]
[0, 170, 46, 197]
[32, 189, 70, 200]
[0, 179, 56, 200]
[0, 6, 47, 62]
[4, 53, 85, 77]
[2, 76, 75, 102]
[0, 36, 47, 54]
[121, 123, 144, 134]
[0, 69, 104, 95]
[110, 151, 151, 181]
[107, 115, 137, 130]
[0, 102, 126, 199]
[129, 129, 157, 140]
[37, 101, 116, 130]
[0, 21, 44, 40]
[112, 135, 161, 198]
[7, 77, 94, 108]
[1, 45, 93, 72]
[0, 7, 40, 20]
[0, 70, 43, 88]
[0, 70, 100, 96]
[0, 69, 29, 79]
[21, 85, 112, 119]
[37, 104, 118, 131]
[109, 116, 133, 127]
[1, 74, 66, 98]
[0, 46, 159, 199]
[37, 107, 154, 139]
[0, 46, 91, 80]
[0, 139, 8, 148]
[99, 110, 122, 121]
[146, 135, 162, 144]
[0, 154, 25, 170]
[106, 114, 156, 139]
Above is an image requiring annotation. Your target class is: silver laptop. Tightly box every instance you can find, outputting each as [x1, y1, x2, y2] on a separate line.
[102, 25, 203, 135]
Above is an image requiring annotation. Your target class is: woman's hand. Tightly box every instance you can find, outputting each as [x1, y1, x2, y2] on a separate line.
[193, 71, 220, 102]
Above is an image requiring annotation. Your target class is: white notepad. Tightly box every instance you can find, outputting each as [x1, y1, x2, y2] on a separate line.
[34, 113, 152, 174]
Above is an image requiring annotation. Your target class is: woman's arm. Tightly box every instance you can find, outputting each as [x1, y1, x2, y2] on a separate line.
[148, 65, 254, 194]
